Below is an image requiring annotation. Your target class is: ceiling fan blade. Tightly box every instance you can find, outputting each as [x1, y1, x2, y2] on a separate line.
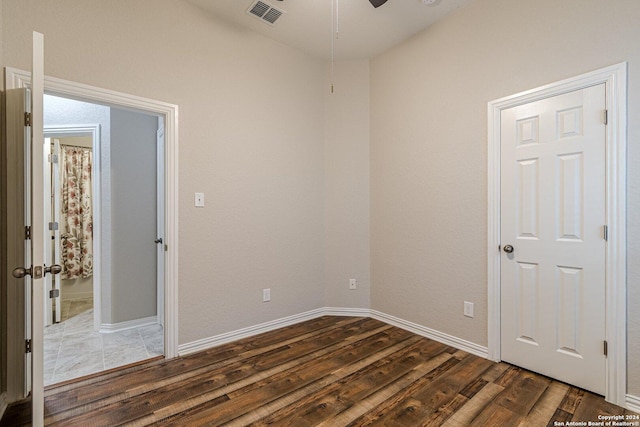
[369, 0, 388, 8]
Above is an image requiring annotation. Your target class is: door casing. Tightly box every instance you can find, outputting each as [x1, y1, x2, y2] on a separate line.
[487, 63, 627, 406]
[4, 67, 180, 401]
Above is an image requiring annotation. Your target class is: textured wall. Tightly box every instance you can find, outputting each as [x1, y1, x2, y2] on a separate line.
[324, 60, 371, 309]
[2, 0, 326, 344]
[370, 0, 640, 396]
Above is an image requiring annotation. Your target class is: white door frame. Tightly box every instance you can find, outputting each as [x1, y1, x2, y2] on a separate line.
[5, 67, 180, 360]
[44, 125, 102, 331]
[487, 63, 627, 406]
[156, 125, 165, 328]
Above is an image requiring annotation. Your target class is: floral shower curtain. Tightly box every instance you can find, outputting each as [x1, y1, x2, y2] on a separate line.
[61, 146, 93, 279]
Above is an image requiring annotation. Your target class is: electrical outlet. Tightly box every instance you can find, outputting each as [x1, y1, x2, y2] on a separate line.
[464, 301, 474, 318]
[349, 279, 357, 290]
[263, 288, 271, 302]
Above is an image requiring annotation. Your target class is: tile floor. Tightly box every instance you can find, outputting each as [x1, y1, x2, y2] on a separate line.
[44, 304, 164, 386]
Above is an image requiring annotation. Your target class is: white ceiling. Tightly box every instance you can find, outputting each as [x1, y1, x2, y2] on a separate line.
[187, 0, 474, 60]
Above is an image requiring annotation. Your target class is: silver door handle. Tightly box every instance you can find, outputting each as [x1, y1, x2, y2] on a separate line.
[12, 266, 32, 278]
[44, 264, 62, 276]
[503, 245, 514, 253]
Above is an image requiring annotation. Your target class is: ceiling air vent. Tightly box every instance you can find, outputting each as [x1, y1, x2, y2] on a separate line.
[247, 1, 285, 26]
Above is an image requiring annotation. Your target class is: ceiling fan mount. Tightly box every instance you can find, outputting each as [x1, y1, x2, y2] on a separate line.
[369, 0, 388, 7]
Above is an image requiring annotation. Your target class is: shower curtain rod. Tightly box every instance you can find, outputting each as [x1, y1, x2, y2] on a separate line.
[59, 143, 92, 150]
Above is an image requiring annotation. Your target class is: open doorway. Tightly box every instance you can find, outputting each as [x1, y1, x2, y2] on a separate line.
[42, 94, 165, 385]
[43, 133, 96, 327]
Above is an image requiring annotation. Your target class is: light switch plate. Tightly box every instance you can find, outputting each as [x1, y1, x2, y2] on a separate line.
[464, 301, 474, 318]
[195, 192, 205, 207]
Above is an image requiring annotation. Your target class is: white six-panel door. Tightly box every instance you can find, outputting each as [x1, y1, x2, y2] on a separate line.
[500, 84, 607, 395]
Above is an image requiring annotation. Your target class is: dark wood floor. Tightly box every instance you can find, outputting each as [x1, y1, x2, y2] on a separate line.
[1, 316, 637, 426]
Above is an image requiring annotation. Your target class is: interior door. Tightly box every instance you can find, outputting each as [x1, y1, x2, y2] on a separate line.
[4, 87, 30, 402]
[52, 138, 62, 323]
[500, 84, 607, 395]
[6, 31, 49, 427]
[42, 138, 62, 326]
[30, 31, 47, 427]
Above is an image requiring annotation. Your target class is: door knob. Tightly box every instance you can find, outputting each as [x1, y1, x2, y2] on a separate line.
[44, 264, 62, 276]
[12, 267, 32, 278]
[503, 245, 514, 253]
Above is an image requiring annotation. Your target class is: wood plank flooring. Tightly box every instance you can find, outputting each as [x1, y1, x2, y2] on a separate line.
[1, 316, 637, 426]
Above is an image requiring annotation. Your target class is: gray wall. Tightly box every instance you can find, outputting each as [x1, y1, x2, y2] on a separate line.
[110, 108, 158, 323]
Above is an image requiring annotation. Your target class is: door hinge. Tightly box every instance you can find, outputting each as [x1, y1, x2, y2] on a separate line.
[604, 340, 608, 357]
[25, 339, 32, 354]
[48, 153, 58, 163]
[603, 225, 608, 241]
[49, 289, 60, 299]
[25, 226, 31, 240]
[25, 112, 32, 127]
[49, 222, 59, 231]
[604, 109, 608, 125]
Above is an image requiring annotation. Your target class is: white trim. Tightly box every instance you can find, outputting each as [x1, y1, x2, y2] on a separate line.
[177, 308, 326, 356]
[370, 310, 489, 359]
[44, 124, 102, 332]
[5, 67, 180, 359]
[178, 307, 489, 360]
[100, 316, 158, 334]
[323, 306, 371, 317]
[626, 394, 640, 414]
[156, 125, 165, 328]
[487, 62, 627, 406]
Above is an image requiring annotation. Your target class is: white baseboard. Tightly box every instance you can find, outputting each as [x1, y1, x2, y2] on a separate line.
[100, 315, 158, 334]
[178, 307, 489, 361]
[0, 392, 7, 421]
[178, 308, 326, 356]
[627, 394, 640, 413]
[323, 306, 372, 317]
[370, 310, 489, 359]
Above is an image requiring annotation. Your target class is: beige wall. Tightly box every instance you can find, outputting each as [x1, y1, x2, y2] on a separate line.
[324, 60, 371, 308]
[3, 0, 638, 402]
[370, 0, 640, 396]
[2, 0, 326, 344]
